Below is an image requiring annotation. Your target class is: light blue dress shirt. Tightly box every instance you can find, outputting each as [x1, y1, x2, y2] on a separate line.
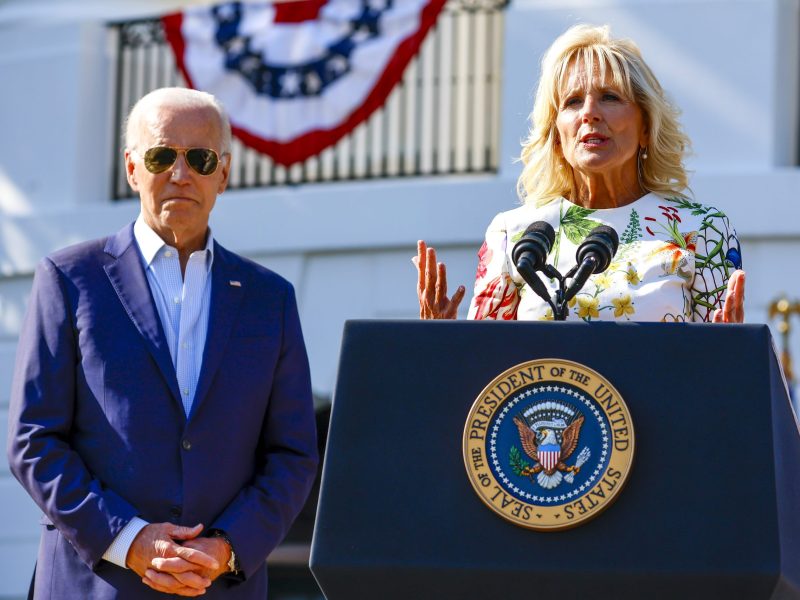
[102, 215, 214, 567]
[134, 215, 214, 417]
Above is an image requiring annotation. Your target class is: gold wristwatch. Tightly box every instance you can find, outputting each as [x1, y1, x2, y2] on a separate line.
[209, 529, 239, 574]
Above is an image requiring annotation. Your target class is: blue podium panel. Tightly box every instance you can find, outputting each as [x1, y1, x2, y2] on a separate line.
[311, 322, 800, 599]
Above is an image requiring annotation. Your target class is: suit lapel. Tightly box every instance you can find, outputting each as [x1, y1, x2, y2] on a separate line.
[190, 243, 246, 418]
[103, 224, 183, 409]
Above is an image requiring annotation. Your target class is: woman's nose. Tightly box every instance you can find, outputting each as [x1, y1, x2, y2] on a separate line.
[581, 95, 600, 122]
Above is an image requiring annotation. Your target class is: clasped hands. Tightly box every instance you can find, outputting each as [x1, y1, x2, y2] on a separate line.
[127, 523, 232, 597]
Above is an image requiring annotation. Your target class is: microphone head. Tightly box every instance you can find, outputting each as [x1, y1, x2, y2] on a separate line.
[512, 221, 556, 272]
[575, 225, 619, 274]
[523, 221, 556, 247]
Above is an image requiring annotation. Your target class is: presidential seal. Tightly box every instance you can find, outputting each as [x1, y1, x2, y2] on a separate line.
[463, 359, 634, 530]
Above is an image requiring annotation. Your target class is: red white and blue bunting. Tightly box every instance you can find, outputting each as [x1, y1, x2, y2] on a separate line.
[163, 0, 447, 166]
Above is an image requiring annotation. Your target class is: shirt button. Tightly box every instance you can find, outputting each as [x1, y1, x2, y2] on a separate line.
[173, 296, 180, 304]
[183, 388, 190, 396]
[182, 342, 189, 349]
[182, 439, 192, 451]
[164, 250, 173, 258]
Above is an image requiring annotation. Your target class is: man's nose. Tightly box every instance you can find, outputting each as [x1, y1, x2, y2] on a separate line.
[168, 153, 192, 182]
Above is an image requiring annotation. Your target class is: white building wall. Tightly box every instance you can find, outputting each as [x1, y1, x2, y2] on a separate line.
[1, 0, 799, 597]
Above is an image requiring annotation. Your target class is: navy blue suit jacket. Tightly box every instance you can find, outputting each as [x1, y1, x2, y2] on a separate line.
[7, 224, 318, 599]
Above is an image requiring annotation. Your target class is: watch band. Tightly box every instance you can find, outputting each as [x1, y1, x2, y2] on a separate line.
[209, 529, 239, 574]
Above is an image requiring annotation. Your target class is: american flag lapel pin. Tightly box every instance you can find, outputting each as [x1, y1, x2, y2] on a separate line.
[229, 280, 242, 287]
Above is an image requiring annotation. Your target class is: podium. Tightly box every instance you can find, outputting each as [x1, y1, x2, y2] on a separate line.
[310, 321, 800, 599]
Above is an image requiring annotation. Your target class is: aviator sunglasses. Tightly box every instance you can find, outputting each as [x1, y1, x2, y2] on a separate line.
[139, 146, 225, 176]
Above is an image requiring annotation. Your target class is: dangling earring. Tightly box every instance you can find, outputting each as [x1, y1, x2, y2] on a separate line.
[637, 147, 647, 191]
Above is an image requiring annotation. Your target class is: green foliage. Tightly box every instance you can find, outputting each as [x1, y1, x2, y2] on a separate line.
[620, 208, 642, 245]
[560, 205, 600, 243]
[509, 446, 530, 476]
[664, 196, 710, 216]
[552, 204, 600, 266]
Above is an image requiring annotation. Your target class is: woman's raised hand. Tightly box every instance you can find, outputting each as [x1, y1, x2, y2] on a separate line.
[712, 270, 745, 323]
[413, 241, 466, 319]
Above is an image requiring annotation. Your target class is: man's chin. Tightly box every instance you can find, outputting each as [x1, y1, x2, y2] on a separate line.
[160, 202, 203, 222]
[156, 211, 208, 238]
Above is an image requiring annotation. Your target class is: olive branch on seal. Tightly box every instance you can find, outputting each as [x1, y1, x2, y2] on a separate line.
[509, 446, 531, 476]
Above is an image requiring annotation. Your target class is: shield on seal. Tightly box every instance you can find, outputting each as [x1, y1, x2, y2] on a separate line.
[539, 443, 561, 471]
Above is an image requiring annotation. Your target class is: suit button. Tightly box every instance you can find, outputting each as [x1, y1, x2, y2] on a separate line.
[169, 505, 182, 519]
[182, 439, 192, 451]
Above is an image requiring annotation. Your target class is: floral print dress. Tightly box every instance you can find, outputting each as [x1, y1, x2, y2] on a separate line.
[466, 194, 742, 322]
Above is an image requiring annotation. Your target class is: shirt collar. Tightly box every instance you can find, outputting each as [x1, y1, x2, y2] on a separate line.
[133, 214, 215, 270]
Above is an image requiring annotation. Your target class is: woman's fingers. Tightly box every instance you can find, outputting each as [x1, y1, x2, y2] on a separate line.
[415, 240, 427, 294]
[437, 263, 466, 318]
[712, 270, 745, 324]
[435, 262, 448, 308]
[414, 241, 464, 319]
[733, 270, 745, 322]
[448, 285, 467, 318]
[724, 270, 745, 323]
[424, 247, 438, 314]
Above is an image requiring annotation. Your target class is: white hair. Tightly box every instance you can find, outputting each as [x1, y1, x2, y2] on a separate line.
[124, 87, 232, 153]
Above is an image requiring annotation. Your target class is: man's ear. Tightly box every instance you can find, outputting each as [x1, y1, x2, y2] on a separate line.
[217, 154, 231, 195]
[124, 150, 139, 192]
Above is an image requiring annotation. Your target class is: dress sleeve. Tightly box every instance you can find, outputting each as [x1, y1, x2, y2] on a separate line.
[690, 208, 742, 322]
[467, 212, 521, 320]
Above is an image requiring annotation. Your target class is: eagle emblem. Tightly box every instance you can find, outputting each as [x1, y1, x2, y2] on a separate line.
[512, 402, 588, 489]
[464, 359, 635, 530]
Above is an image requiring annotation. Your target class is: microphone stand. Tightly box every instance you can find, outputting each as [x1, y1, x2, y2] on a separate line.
[519, 263, 581, 322]
[513, 224, 617, 322]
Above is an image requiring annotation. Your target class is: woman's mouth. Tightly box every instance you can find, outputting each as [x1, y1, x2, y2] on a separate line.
[580, 133, 609, 147]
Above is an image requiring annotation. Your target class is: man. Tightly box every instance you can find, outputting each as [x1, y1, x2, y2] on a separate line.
[7, 87, 318, 598]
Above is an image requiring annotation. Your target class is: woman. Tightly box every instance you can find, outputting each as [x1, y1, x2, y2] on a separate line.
[415, 24, 744, 323]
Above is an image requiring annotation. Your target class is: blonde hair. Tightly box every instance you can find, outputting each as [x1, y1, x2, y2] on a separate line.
[124, 87, 232, 153]
[517, 24, 690, 205]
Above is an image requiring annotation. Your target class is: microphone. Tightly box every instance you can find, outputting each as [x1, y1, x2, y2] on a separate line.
[512, 221, 556, 304]
[563, 225, 619, 302]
